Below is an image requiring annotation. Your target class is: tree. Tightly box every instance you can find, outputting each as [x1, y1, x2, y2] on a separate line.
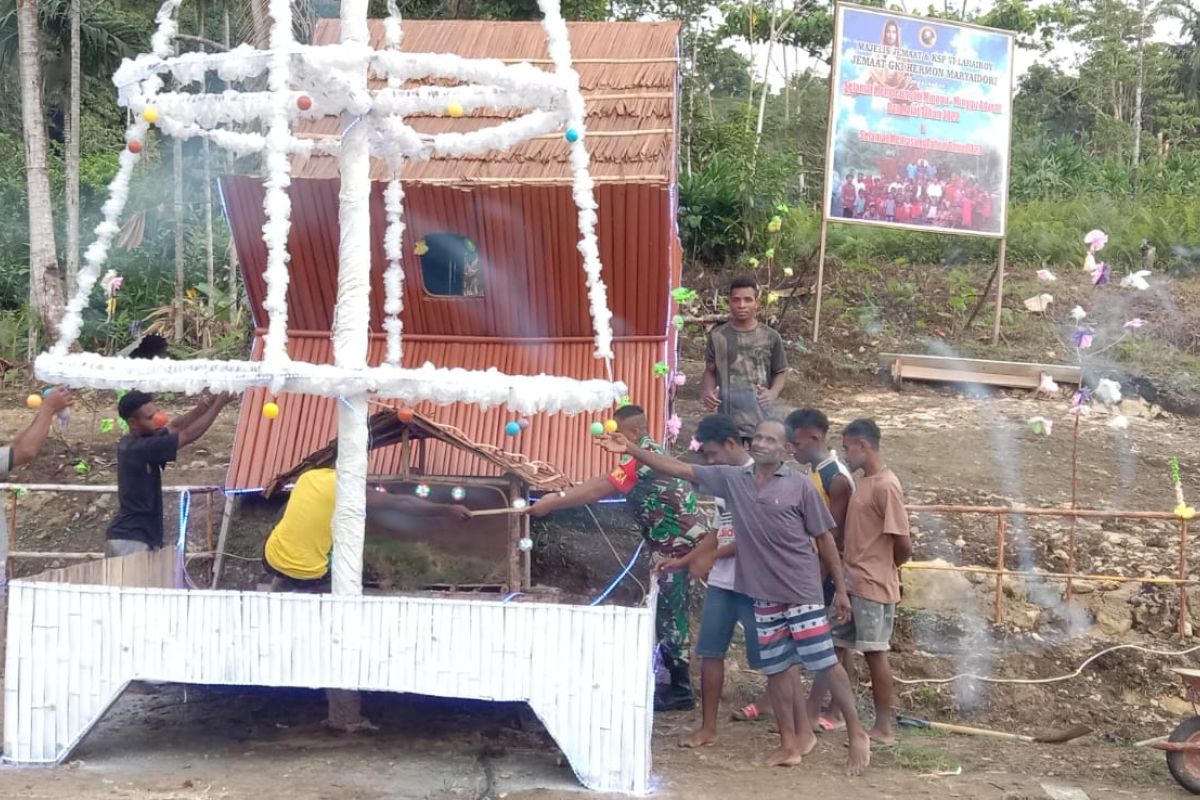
[66, 0, 79, 295]
[15, 0, 64, 341]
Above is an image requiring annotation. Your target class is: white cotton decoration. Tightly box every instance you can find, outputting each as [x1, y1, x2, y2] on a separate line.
[383, 179, 406, 366]
[35, 353, 626, 415]
[50, 0, 621, 412]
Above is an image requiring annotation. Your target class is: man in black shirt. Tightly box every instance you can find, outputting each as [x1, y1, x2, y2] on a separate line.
[105, 390, 232, 556]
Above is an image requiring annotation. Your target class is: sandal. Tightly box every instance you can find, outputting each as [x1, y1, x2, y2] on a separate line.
[731, 703, 765, 722]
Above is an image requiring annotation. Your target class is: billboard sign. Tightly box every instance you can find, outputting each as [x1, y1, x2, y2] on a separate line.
[824, 4, 1015, 237]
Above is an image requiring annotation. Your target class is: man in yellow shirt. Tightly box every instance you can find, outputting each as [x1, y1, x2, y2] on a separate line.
[263, 467, 472, 591]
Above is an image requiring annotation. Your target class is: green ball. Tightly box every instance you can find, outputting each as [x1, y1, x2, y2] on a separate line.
[589, 421, 605, 437]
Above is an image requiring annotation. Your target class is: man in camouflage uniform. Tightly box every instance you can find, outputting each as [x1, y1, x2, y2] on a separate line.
[529, 403, 707, 711]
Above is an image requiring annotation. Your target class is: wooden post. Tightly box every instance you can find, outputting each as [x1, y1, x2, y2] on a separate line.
[507, 477, 522, 592]
[205, 492, 214, 553]
[994, 512, 1006, 624]
[990, 237, 1007, 345]
[811, 218, 830, 343]
[1066, 412, 1081, 603]
[399, 428, 411, 479]
[210, 494, 239, 589]
[6, 490, 16, 582]
[1180, 518, 1190, 639]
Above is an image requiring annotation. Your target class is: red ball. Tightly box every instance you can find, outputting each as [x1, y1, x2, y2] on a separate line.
[127, 140, 143, 154]
[296, 95, 312, 111]
[151, 411, 169, 429]
[396, 406, 415, 423]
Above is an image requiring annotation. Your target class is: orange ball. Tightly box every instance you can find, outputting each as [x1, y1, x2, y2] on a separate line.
[152, 411, 169, 429]
[397, 406, 415, 423]
[127, 140, 142, 154]
[25, 393, 42, 409]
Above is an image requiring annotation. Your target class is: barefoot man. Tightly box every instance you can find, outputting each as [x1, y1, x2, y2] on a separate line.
[832, 418, 911, 744]
[654, 415, 764, 748]
[601, 418, 871, 773]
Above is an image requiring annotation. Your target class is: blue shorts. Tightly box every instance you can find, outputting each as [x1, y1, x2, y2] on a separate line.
[694, 586, 764, 669]
[754, 601, 839, 676]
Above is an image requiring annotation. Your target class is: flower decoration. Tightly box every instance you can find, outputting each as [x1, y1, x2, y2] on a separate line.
[100, 270, 124, 297]
[766, 291, 780, 304]
[688, 437, 701, 452]
[74, 460, 90, 476]
[617, 394, 632, 408]
[1028, 416, 1053, 436]
[1023, 294, 1054, 312]
[673, 314, 685, 329]
[1071, 329, 1094, 349]
[664, 413, 681, 444]
[671, 287, 698, 305]
[1036, 269, 1057, 281]
[652, 361, 670, 378]
[1070, 305, 1087, 322]
[1069, 387, 1092, 415]
[764, 248, 776, 259]
[1037, 374, 1059, 396]
[99, 418, 115, 433]
[1171, 457, 1196, 519]
[747, 257, 759, 267]
[1124, 318, 1146, 329]
[1090, 261, 1110, 286]
[413, 239, 429, 256]
[1120, 271, 1151, 291]
[782, 266, 794, 277]
[671, 372, 686, 386]
[767, 216, 783, 233]
[1108, 415, 1129, 430]
[1084, 229, 1108, 252]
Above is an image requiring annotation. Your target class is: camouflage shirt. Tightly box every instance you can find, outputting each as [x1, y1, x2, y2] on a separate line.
[607, 436, 705, 552]
[705, 321, 788, 439]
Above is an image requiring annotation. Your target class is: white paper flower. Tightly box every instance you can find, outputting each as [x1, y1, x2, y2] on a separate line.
[1108, 414, 1129, 430]
[1070, 305, 1087, 321]
[1036, 269, 1057, 281]
[1121, 271, 1152, 291]
[1037, 374, 1059, 396]
[1124, 318, 1146, 329]
[1024, 294, 1053, 313]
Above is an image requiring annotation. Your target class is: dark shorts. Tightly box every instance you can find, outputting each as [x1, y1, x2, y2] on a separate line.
[822, 577, 836, 607]
[753, 601, 839, 676]
[830, 596, 897, 653]
[695, 586, 765, 669]
[262, 555, 330, 592]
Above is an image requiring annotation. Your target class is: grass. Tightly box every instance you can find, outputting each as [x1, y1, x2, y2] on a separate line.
[890, 735, 961, 774]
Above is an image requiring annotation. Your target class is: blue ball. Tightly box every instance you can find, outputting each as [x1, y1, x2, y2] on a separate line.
[504, 421, 521, 436]
[565, 128, 580, 143]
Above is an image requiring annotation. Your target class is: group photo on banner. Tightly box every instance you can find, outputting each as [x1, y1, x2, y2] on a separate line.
[824, 4, 1015, 238]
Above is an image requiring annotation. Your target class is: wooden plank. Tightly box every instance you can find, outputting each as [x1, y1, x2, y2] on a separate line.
[879, 352, 1082, 384]
[895, 365, 1040, 389]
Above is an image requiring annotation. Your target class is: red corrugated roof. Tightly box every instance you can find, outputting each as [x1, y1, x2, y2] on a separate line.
[226, 333, 669, 489]
[294, 20, 680, 183]
[222, 177, 676, 339]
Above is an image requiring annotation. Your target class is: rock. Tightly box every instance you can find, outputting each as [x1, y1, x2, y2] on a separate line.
[1040, 780, 1090, 800]
[1072, 580, 1096, 595]
[1094, 606, 1133, 636]
[1098, 581, 1122, 592]
[1159, 695, 1194, 717]
[1104, 533, 1124, 546]
[901, 560, 983, 614]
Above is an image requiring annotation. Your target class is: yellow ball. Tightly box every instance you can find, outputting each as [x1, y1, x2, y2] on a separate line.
[1176, 503, 1196, 520]
[25, 393, 42, 409]
[447, 102, 464, 118]
[262, 401, 280, 419]
[603, 419, 618, 433]
[142, 107, 159, 124]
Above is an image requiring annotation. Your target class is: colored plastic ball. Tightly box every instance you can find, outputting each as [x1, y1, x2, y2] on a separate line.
[415, 483, 431, 498]
[517, 537, 534, 552]
[517, 418, 530, 430]
[589, 421, 605, 437]
[603, 419, 618, 433]
[262, 402, 280, 419]
[450, 486, 467, 501]
[397, 406, 415, 423]
[296, 95, 312, 111]
[152, 411, 170, 429]
[127, 140, 143, 154]
[447, 102, 464, 118]
[142, 107, 159, 124]
[25, 394, 41, 409]
[504, 421, 521, 436]
[512, 498, 528, 510]
[565, 128, 580, 142]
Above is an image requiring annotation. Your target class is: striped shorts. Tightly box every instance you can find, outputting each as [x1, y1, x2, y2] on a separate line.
[753, 601, 839, 676]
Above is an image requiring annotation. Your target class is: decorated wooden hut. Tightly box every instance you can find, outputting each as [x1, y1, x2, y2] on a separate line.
[220, 19, 683, 492]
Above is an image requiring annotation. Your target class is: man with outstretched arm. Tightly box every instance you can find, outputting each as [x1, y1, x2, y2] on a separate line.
[600, 419, 871, 774]
[832, 418, 912, 744]
[106, 390, 232, 557]
[530, 403, 708, 712]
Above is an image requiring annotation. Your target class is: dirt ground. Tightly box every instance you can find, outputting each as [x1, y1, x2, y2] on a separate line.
[2, 367, 1200, 797]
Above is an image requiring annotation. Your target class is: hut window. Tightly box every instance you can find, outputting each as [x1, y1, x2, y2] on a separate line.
[415, 233, 483, 297]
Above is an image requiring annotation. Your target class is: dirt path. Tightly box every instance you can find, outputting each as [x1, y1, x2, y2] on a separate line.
[0, 686, 1186, 799]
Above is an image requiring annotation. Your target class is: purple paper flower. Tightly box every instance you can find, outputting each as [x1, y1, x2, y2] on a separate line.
[665, 414, 682, 444]
[1090, 261, 1110, 285]
[1084, 229, 1108, 253]
[672, 372, 687, 387]
[1069, 387, 1093, 414]
[688, 437, 701, 452]
[1071, 329, 1094, 349]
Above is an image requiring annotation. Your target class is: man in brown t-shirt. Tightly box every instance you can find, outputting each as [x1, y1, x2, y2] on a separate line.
[832, 418, 912, 744]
